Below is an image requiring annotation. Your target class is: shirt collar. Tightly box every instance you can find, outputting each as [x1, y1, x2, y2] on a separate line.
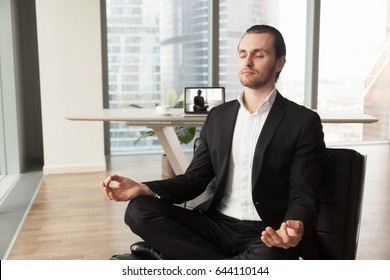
[237, 88, 277, 115]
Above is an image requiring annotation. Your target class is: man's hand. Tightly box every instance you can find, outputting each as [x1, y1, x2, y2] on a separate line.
[260, 220, 304, 249]
[101, 174, 155, 202]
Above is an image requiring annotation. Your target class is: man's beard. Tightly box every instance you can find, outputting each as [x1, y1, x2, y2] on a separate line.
[239, 64, 276, 89]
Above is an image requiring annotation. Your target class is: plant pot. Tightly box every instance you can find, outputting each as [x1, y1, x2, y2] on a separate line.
[161, 154, 175, 179]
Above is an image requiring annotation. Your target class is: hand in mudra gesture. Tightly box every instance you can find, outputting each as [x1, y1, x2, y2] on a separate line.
[261, 220, 304, 249]
[101, 174, 154, 202]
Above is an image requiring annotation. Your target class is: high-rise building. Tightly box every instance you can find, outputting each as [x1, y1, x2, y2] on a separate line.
[160, 0, 209, 101]
[106, 0, 267, 154]
[106, 0, 161, 153]
[363, 0, 390, 140]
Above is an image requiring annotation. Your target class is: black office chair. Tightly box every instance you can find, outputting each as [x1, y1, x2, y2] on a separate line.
[312, 148, 366, 259]
[112, 148, 366, 260]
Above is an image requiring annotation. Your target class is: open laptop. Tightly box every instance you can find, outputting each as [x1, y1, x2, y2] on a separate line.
[183, 87, 225, 116]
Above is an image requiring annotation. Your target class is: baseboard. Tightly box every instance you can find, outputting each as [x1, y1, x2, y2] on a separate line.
[43, 163, 106, 174]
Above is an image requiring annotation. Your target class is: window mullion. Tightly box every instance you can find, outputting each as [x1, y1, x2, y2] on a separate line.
[208, 0, 219, 86]
[304, 0, 321, 109]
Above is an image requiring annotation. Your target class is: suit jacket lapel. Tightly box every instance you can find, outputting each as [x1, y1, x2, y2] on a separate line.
[251, 92, 286, 189]
[211, 101, 240, 205]
[196, 101, 239, 211]
[218, 101, 240, 161]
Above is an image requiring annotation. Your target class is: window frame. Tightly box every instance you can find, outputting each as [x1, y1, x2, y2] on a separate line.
[101, 0, 321, 153]
[0, 0, 22, 200]
[102, 0, 389, 153]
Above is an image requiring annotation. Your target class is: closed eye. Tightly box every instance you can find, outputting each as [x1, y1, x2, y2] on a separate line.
[239, 51, 247, 58]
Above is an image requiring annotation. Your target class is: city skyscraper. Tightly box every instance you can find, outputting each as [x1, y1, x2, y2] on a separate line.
[106, 0, 161, 153]
[363, 0, 390, 140]
[106, 0, 266, 154]
[159, 0, 209, 101]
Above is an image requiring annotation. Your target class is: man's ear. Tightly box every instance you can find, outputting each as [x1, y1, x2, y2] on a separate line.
[276, 56, 286, 72]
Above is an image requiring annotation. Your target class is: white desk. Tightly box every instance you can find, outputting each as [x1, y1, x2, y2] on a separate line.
[66, 108, 204, 175]
[66, 108, 378, 174]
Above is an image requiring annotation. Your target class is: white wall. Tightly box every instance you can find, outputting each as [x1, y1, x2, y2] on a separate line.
[36, 0, 106, 174]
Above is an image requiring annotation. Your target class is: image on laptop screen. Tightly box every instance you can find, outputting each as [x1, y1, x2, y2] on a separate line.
[184, 87, 225, 115]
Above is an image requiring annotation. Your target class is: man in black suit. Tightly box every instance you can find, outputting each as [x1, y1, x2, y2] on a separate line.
[193, 89, 209, 111]
[101, 25, 325, 259]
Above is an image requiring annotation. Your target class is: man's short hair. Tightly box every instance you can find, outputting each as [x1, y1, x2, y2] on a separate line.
[241, 24, 286, 59]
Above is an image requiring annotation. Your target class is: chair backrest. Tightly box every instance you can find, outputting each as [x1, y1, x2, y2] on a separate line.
[315, 148, 366, 259]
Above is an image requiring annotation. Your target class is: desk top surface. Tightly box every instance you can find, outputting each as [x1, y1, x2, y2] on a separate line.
[66, 108, 378, 125]
[66, 108, 205, 126]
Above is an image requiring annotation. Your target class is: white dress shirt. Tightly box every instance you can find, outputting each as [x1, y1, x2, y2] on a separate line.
[216, 88, 276, 221]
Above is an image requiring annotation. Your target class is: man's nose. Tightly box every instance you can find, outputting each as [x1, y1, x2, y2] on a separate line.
[245, 55, 254, 66]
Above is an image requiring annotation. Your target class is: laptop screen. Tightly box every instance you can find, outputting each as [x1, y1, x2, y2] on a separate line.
[184, 87, 225, 114]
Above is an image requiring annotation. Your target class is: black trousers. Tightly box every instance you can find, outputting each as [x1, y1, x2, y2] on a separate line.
[124, 196, 299, 260]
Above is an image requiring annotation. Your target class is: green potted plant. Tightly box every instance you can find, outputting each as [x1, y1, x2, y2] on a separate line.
[133, 101, 196, 146]
[132, 90, 197, 178]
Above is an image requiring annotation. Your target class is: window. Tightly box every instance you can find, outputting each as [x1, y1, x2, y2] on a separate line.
[0, 80, 5, 182]
[106, 0, 308, 154]
[318, 0, 389, 143]
[218, 0, 307, 103]
[0, 0, 22, 200]
[106, 0, 209, 154]
[105, 0, 389, 154]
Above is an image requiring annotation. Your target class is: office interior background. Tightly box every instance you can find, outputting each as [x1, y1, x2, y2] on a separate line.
[0, 0, 389, 259]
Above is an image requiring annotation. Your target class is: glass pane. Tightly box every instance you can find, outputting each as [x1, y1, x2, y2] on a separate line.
[0, 70, 5, 179]
[106, 0, 209, 154]
[219, 0, 307, 104]
[318, 0, 389, 143]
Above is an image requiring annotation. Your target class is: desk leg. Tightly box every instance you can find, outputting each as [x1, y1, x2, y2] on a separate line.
[150, 126, 189, 175]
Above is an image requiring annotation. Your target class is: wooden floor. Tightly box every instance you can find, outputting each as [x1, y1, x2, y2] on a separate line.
[7, 143, 390, 259]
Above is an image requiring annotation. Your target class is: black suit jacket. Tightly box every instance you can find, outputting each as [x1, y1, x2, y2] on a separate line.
[146, 91, 325, 236]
